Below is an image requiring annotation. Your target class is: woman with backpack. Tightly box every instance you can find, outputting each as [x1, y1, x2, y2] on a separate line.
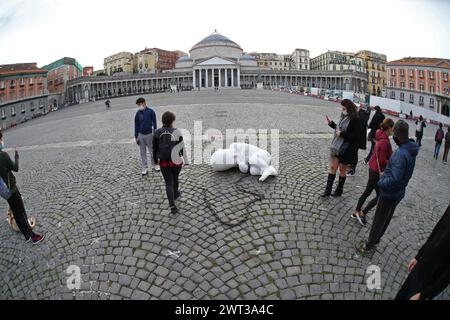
[433, 123, 444, 159]
[321, 99, 359, 197]
[0, 132, 44, 244]
[352, 118, 394, 226]
[152, 111, 184, 214]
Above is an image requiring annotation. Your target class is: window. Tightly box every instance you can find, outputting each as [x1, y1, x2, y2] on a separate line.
[1, 108, 5, 119]
[10, 80, 15, 88]
[419, 70, 424, 78]
[420, 83, 424, 91]
[430, 98, 434, 108]
[39, 100, 44, 109]
[400, 92, 405, 101]
[409, 94, 414, 103]
[391, 91, 396, 99]
[391, 69, 396, 76]
[29, 78, 33, 85]
[0, 81, 4, 89]
[419, 96, 424, 106]
[400, 69, 404, 76]
[410, 82, 414, 90]
[11, 106, 16, 116]
[21, 103, 25, 113]
[429, 71, 434, 79]
[443, 73, 448, 81]
[409, 69, 414, 77]
[30, 101, 35, 111]
[401, 82, 405, 89]
[20, 78, 25, 86]
[430, 85, 435, 93]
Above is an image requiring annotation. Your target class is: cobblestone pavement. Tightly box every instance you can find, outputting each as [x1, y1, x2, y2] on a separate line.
[0, 89, 448, 300]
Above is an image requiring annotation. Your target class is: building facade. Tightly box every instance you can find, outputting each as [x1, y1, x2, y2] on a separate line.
[311, 51, 366, 74]
[0, 63, 48, 129]
[356, 50, 387, 96]
[386, 57, 450, 116]
[250, 52, 292, 71]
[291, 49, 310, 70]
[133, 50, 157, 74]
[83, 66, 94, 76]
[42, 57, 83, 107]
[104, 52, 134, 76]
[66, 32, 368, 103]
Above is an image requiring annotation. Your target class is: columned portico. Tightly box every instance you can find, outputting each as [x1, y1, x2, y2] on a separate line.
[193, 57, 240, 90]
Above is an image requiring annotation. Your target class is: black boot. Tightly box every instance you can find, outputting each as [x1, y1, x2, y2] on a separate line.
[320, 174, 335, 197]
[331, 176, 346, 196]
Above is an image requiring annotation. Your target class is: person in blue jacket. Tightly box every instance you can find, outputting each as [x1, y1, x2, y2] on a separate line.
[134, 97, 159, 175]
[357, 120, 419, 254]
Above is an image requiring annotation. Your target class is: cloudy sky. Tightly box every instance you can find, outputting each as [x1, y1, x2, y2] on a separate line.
[0, 0, 449, 70]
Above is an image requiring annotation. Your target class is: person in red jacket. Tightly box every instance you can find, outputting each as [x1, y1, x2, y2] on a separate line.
[352, 118, 394, 226]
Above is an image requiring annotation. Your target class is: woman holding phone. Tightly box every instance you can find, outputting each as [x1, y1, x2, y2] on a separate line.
[321, 99, 359, 197]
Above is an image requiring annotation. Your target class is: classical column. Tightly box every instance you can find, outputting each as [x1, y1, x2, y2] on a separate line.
[193, 69, 196, 89]
[225, 69, 229, 87]
[219, 68, 222, 87]
[237, 68, 240, 88]
[231, 69, 235, 87]
[206, 69, 209, 88]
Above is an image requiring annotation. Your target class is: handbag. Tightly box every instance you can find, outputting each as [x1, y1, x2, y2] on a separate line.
[338, 141, 349, 156]
[0, 173, 12, 200]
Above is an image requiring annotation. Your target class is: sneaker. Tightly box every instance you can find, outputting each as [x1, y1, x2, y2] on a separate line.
[153, 165, 160, 172]
[347, 170, 355, 177]
[351, 211, 358, 219]
[356, 241, 374, 255]
[356, 212, 367, 226]
[31, 233, 45, 245]
[141, 168, 148, 176]
[363, 158, 369, 165]
[170, 206, 179, 215]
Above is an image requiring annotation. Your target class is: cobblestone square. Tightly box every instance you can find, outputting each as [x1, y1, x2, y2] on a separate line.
[0, 89, 448, 300]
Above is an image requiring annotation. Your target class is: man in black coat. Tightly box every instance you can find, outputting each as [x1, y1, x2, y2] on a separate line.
[364, 106, 385, 164]
[347, 105, 370, 176]
[395, 205, 450, 300]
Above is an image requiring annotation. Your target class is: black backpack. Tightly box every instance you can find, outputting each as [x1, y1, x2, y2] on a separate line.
[159, 129, 178, 161]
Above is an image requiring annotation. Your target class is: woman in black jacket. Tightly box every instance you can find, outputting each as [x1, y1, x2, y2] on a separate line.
[321, 99, 359, 197]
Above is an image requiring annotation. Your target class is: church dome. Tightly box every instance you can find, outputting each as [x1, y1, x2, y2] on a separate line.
[190, 31, 243, 62]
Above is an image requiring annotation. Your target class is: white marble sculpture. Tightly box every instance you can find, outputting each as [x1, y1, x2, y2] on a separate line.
[209, 143, 277, 181]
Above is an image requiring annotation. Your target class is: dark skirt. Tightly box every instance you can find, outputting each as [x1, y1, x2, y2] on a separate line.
[335, 143, 358, 165]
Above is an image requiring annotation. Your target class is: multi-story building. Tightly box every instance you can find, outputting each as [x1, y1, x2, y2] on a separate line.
[104, 52, 134, 76]
[133, 50, 157, 74]
[83, 66, 94, 76]
[250, 52, 292, 71]
[0, 63, 48, 129]
[42, 57, 82, 107]
[356, 50, 387, 96]
[386, 57, 450, 116]
[148, 48, 181, 74]
[291, 49, 310, 70]
[311, 51, 366, 74]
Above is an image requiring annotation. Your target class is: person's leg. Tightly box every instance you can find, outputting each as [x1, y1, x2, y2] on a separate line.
[321, 156, 338, 197]
[173, 166, 181, 197]
[138, 134, 148, 171]
[160, 167, 175, 207]
[356, 170, 377, 212]
[377, 200, 399, 244]
[142, 133, 156, 168]
[365, 197, 396, 250]
[332, 163, 347, 196]
[436, 142, 441, 158]
[6, 190, 33, 240]
[444, 144, 449, 162]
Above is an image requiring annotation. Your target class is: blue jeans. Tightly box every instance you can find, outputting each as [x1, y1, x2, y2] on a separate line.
[434, 142, 442, 158]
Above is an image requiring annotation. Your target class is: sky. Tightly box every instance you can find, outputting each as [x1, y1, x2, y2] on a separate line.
[0, 0, 449, 70]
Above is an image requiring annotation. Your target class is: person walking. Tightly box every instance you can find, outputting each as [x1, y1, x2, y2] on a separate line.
[415, 115, 426, 147]
[443, 126, 450, 163]
[348, 105, 370, 176]
[321, 99, 359, 197]
[395, 205, 450, 300]
[134, 97, 159, 175]
[364, 106, 385, 164]
[152, 111, 184, 214]
[357, 120, 419, 254]
[352, 118, 394, 226]
[0, 132, 44, 244]
[433, 123, 444, 159]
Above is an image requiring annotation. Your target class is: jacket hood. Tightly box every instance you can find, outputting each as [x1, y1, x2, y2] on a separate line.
[400, 139, 419, 157]
[376, 129, 389, 141]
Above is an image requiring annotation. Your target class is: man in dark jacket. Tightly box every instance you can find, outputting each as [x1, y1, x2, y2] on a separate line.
[396, 205, 450, 300]
[364, 106, 385, 164]
[348, 105, 370, 176]
[357, 120, 419, 254]
[134, 97, 158, 175]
